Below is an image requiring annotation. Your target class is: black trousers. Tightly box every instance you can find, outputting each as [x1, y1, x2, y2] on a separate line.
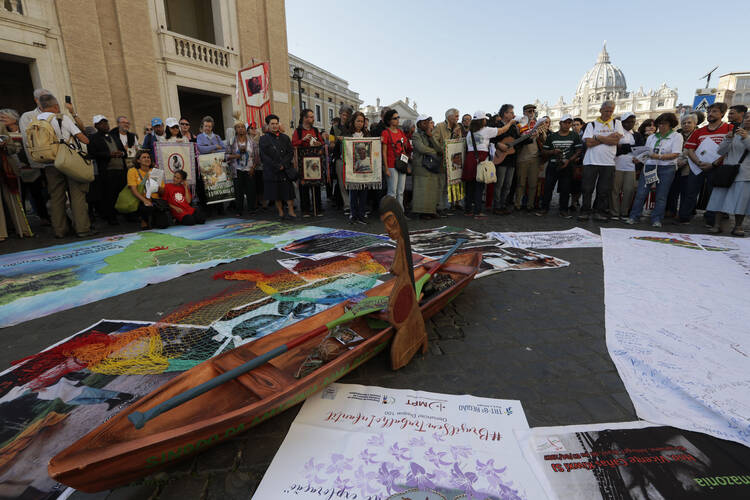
[180, 208, 206, 225]
[102, 169, 127, 219]
[234, 170, 257, 214]
[300, 182, 322, 213]
[138, 199, 170, 228]
[464, 179, 485, 214]
[542, 163, 572, 211]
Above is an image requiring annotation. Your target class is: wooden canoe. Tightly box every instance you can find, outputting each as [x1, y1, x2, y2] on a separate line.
[48, 251, 482, 492]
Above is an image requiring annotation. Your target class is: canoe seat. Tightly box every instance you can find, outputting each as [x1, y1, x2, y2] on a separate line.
[212, 350, 296, 399]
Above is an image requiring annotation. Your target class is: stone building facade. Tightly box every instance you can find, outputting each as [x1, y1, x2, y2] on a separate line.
[715, 72, 750, 107]
[364, 97, 419, 128]
[1, 0, 292, 138]
[287, 53, 362, 131]
[536, 43, 678, 124]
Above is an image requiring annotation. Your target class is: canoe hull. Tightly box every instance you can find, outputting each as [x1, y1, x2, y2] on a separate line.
[48, 252, 481, 492]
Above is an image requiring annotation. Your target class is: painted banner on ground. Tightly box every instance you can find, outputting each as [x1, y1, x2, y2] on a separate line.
[198, 152, 234, 204]
[208, 274, 380, 349]
[253, 383, 547, 500]
[278, 245, 430, 282]
[0, 320, 193, 499]
[519, 420, 750, 500]
[404, 226, 503, 256]
[281, 230, 391, 260]
[489, 227, 602, 249]
[0, 219, 333, 327]
[601, 229, 750, 446]
[471, 246, 570, 278]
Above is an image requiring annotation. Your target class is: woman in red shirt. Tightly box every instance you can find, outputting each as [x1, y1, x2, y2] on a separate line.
[164, 170, 205, 225]
[292, 109, 325, 217]
[380, 109, 412, 208]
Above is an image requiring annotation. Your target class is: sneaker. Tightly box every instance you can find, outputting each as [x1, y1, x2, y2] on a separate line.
[355, 218, 367, 225]
[535, 210, 548, 217]
[577, 213, 590, 221]
[625, 218, 637, 225]
[593, 213, 609, 221]
[559, 210, 572, 219]
[652, 221, 662, 228]
[343, 208, 351, 217]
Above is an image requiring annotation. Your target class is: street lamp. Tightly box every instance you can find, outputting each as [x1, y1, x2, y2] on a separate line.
[292, 66, 304, 124]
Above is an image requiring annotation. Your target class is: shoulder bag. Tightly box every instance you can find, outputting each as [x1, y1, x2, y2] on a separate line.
[712, 148, 747, 188]
[470, 131, 496, 184]
[54, 135, 94, 183]
[388, 130, 410, 174]
[420, 134, 440, 174]
[115, 169, 146, 213]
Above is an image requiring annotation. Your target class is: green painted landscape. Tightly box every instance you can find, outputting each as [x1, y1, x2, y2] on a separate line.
[0, 268, 82, 306]
[99, 232, 274, 274]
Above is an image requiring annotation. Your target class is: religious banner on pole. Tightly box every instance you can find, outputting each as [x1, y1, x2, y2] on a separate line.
[197, 152, 234, 204]
[342, 137, 383, 190]
[253, 383, 548, 499]
[444, 138, 465, 202]
[238, 62, 271, 127]
[154, 141, 196, 186]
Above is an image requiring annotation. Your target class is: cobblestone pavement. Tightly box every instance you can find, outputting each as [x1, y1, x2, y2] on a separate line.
[1, 205, 743, 499]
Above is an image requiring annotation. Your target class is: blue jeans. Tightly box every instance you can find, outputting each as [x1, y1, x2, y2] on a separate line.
[386, 169, 406, 208]
[678, 170, 705, 222]
[629, 165, 675, 223]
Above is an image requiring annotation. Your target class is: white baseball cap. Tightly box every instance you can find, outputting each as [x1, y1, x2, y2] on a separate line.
[560, 114, 574, 122]
[416, 114, 431, 123]
[92, 115, 107, 125]
[620, 111, 635, 121]
[165, 117, 179, 128]
[472, 110, 488, 120]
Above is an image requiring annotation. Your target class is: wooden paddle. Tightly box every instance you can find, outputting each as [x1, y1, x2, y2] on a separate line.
[414, 238, 467, 298]
[128, 295, 389, 429]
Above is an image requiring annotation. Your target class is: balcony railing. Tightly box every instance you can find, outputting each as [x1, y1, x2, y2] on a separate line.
[164, 31, 234, 70]
[2, 0, 24, 15]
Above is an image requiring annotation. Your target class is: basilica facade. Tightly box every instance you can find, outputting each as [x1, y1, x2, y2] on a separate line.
[535, 43, 678, 123]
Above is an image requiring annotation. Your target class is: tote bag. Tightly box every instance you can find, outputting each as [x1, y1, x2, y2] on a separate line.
[470, 132, 496, 184]
[54, 140, 94, 183]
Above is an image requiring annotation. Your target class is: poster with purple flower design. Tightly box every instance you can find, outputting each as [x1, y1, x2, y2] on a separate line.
[252, 383, 547, 500]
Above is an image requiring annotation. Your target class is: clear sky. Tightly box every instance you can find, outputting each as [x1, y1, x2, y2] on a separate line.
[286, 0, 748, 119]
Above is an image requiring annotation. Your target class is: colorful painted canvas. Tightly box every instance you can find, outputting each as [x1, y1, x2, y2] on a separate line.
[0, 219, 334, 327]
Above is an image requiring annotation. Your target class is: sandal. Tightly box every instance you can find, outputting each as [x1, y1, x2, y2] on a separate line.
[731, 227, 745, 237]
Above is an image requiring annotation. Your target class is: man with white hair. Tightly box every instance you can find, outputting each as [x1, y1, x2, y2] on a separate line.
[577, 100, 624, 221]
[432, 108, 462, 215]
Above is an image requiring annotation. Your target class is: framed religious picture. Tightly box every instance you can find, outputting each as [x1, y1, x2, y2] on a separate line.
[444, 138, 464, 185]
[342, 137, 382, 190]
[197, 152, 235, 204]
[302, 156, 322, 182]
[154, 141, 196, 186]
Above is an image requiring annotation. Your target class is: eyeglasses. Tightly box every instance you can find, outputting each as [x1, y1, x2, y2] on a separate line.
[392, 116, 400, 120]
[179, 122, 189, 126]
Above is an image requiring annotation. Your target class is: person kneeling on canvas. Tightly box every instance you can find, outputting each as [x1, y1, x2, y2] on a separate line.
[164, 170, 205, 225]
[128, 150, 169, 229]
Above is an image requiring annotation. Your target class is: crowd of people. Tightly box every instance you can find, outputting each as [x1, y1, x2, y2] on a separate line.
[1, 87, 749, 243]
